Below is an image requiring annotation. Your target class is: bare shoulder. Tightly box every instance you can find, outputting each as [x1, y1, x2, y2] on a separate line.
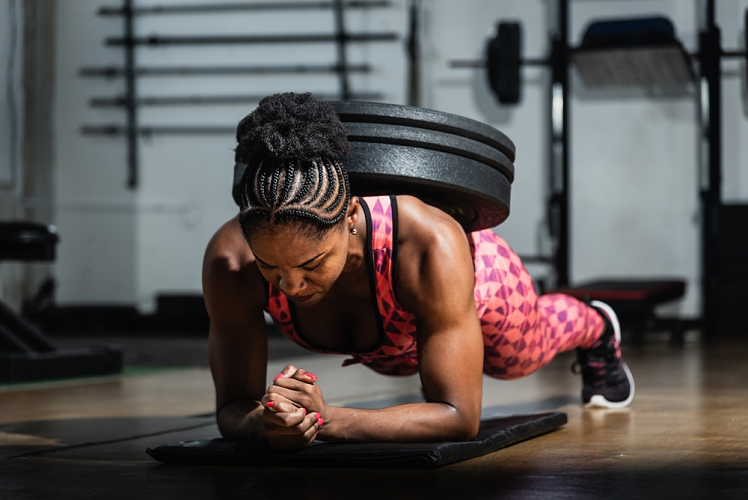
[395, 195, 470, 260]
[395, 196, 474, 312]
[202, 217, 265, 320]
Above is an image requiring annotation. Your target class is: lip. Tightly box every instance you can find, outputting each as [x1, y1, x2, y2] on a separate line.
[288, 293, 315, 304]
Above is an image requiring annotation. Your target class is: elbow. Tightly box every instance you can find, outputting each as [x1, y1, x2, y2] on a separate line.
[456, 417, 480, 441]
[216, 414, 235, 441]
[444, 406, 480, 441]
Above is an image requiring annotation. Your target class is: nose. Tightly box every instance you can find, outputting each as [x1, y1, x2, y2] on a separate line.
[278, 270, 306, 296]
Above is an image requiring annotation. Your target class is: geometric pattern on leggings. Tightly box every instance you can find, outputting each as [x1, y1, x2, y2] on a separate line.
[469, 229, 603, 380]
[264, 195, 603, 380]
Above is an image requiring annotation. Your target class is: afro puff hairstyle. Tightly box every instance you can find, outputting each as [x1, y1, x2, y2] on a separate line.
[235, 92, 352, 165]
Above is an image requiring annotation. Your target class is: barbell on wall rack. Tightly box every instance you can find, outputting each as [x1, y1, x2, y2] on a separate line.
[98, 1, 391, 16]
[88, 92, 384, 107]
[81, 125, 235, 136]
[106, 32, 399, 46]
[79, 64, 372, 78]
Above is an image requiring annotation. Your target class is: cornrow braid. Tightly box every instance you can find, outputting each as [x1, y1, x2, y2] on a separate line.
[327, 160, 345, 214]
[280, 161, 295, 205]
[237, 156, 351, 240]
[290, 160, 315, 205]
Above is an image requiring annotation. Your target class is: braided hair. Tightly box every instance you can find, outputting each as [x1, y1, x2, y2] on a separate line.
[235, 93, 353, 240]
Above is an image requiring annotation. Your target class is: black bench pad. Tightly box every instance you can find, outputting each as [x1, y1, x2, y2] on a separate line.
[147, 412, 567, 470]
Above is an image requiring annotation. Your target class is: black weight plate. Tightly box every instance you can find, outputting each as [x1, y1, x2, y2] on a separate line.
[330, 101, 516, 163]
[344, 143, 511, 231]
[344, 122, 514, 182]
[487, 22, 521, 104]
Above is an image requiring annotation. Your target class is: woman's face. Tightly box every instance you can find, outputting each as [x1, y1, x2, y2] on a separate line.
[248, 222, 352, 307]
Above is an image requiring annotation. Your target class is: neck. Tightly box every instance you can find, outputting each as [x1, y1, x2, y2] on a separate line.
[336, 207, 367, 289]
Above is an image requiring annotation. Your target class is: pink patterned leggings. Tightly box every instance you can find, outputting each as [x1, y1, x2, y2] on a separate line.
[470, 230, 604, 380]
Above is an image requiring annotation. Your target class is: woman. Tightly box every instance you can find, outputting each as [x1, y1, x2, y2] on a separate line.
[203, 93, 634, 452]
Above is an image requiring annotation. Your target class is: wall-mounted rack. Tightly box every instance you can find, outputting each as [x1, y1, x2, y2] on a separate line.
[80, 0, 399, 188]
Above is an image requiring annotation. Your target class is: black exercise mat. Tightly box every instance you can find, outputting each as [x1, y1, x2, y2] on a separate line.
[147, 412, 566, 470]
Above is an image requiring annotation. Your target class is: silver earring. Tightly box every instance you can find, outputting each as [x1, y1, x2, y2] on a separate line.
[350, 228, 358, 235]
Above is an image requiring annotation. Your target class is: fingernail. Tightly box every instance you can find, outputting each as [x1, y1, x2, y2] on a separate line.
[302, 408, 307, 415]
[272, 372, 284, 382]
[306, 372, 317, 379]
[318, 418, 324, 426]
[267, 401, 274, 408]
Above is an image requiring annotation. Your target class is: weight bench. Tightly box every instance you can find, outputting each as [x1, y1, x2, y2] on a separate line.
[550, 279, 696, 344]
[0, 222, 122, 383]
[571, 16, 695, 90]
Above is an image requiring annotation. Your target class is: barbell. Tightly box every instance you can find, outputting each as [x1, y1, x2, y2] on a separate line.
[233, 101, 516, 232]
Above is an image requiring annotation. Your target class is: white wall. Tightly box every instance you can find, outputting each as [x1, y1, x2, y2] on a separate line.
[50, 0, 748, 318]
[53, 1, 136, 304]
[0, 0, 24, 310]
[569, 0, 700, 316]
[1, 0, 23, 188]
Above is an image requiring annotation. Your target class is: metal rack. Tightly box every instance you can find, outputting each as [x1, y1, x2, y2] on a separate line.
[80, 0, 398, 188]
[548, 0, 745, 337]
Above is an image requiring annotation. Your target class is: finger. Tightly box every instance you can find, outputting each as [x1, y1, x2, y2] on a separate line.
[272, 376, 314, 392]
[302, 415, 321, 445]
[263, 406, 307, 428]
[272, 364, 298, 383]
[288, 368, 318, 384]
[296, 412, 321, 434]
[262, 393, 299, 413]
[266, 385, 310, 408]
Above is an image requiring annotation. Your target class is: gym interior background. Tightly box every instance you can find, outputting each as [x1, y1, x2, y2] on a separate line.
[2, 1, 748, 498]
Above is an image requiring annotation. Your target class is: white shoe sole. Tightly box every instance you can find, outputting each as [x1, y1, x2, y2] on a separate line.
[584, 301, 636, 409]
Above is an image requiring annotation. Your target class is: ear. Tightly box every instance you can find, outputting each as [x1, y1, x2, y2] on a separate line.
[346, 197, 359, 230]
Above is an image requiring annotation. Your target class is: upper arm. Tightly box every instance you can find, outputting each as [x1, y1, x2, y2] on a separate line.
[396, 198, 484, 426]
[202, 219, 269, 412]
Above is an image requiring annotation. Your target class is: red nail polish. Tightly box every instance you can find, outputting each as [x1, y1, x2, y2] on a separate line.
[306, 372, 317, 379]
[273, 372, 284, 382]
[267, 401, 274, 408]
[319, 418, 324, 425]
[302, 408, 307, 414]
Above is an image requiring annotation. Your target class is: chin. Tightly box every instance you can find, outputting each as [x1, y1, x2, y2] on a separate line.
[287, 291, 325, 307]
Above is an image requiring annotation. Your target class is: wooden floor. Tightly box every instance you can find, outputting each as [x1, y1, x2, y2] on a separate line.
[2, 336, 748, 499]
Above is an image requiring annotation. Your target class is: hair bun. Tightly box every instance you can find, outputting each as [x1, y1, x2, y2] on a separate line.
[235, 92, 352, 165]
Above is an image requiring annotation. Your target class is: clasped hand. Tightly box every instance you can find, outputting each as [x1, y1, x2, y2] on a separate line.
[261, 364, 329, 452]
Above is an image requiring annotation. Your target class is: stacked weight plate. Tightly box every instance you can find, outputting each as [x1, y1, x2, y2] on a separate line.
[330, 101, 514, 232]
[233, 101, 515, 232]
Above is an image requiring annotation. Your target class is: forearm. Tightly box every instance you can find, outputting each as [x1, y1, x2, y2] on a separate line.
[319, 401, 479, 443]
[216, 398, 266, 442]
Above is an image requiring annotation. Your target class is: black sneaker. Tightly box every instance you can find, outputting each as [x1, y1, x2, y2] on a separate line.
[572, 300, 635, 408]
